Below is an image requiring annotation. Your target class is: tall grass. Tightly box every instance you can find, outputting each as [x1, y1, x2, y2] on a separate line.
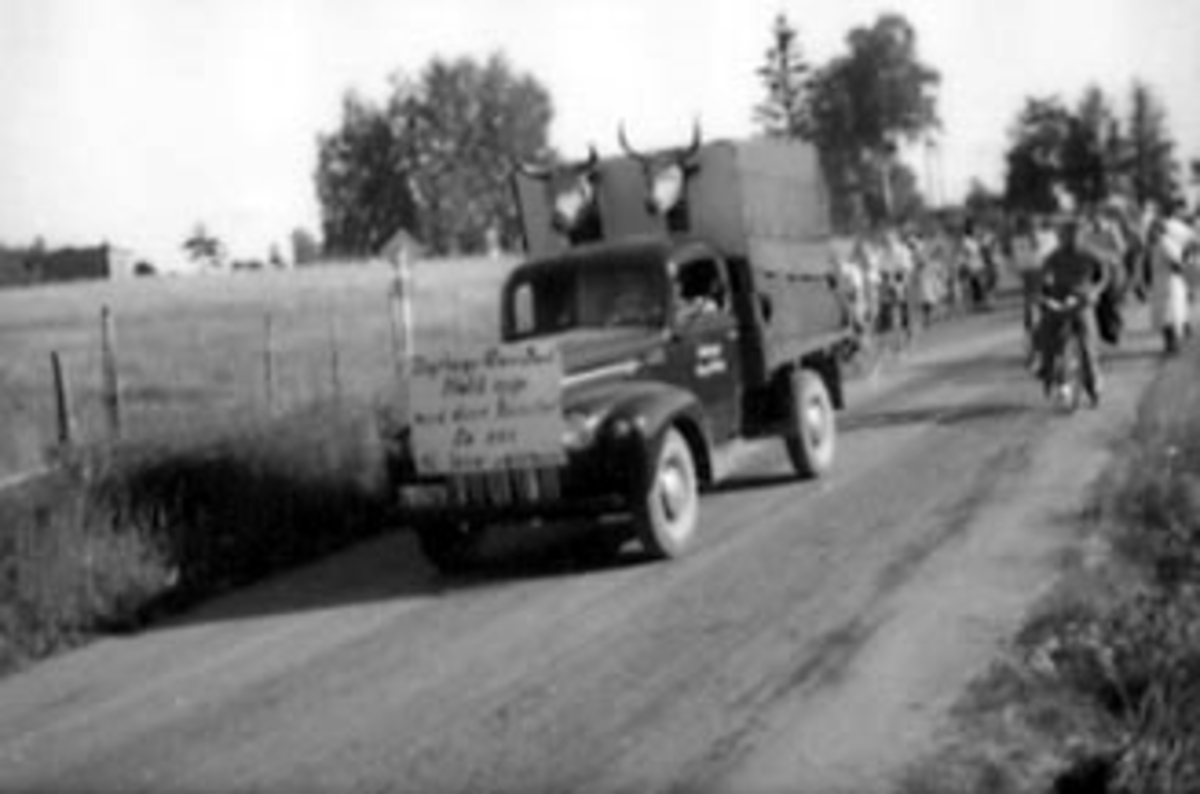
[0, 400, 392, 675]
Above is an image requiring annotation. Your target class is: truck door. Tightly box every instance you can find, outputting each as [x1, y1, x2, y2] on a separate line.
[668, 253, 742, 444]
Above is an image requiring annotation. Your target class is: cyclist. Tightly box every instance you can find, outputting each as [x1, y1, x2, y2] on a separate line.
[1038, 217, 1110, 407]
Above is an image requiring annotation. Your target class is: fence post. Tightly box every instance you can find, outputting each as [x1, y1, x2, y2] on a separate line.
[388, 289, 402, 377]
[387, 248, 414, 380]
[453, 288, 466, 347]
[50, 351, 75, 446]
[327, 308, 342, 403]
[263, 312, 276, 414]
[100, 305, 122, 438]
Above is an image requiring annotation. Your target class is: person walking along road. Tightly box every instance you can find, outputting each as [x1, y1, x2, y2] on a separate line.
[1147, 211, 1198, 355]
[1039, 218, 1110, 407]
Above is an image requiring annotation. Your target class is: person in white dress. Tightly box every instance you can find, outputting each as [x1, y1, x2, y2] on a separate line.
[1147, 210, 1198, 354]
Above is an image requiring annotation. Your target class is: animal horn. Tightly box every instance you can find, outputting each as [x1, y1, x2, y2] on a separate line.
[618, 123, 651, 165]
[681, 118, 703, 165]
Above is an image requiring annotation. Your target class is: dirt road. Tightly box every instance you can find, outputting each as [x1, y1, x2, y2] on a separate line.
[0, 307, 1164, 794]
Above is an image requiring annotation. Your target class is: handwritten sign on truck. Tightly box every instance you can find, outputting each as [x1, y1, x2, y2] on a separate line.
[408, 342, 566, 475]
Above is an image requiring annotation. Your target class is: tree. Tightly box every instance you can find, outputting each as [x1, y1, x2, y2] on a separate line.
[316, 90, 419, 258]
[965, 179, 1003, 226]
[406, 54, 553, 254]
[290, 227, 321, 266]
[807, 63, 865, 227]
[1003, 96, 1073, 214]
[805, 13, 940, 227]
[1126, 81, 1179, 208]
[182, 224, 225, 270]
[1078, 86, 1128, 185]
[314, 52, 554, 258]
[1188, 159, 1200, 213]
[754, 13, 814, 139]
[1003, 81, 1182, 214]
[1059, 86, 1114, 205]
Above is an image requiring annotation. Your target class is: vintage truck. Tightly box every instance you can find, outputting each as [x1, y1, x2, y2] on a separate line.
[388, 133, 853, 571]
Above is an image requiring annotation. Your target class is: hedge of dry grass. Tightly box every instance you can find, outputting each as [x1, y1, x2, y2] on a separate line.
[0, 400, 392, 676]
[899, 348, 1200, 794]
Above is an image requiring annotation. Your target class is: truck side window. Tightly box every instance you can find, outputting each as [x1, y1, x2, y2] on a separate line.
[510, 273, 574, 337]
[674, 258, 728, 323]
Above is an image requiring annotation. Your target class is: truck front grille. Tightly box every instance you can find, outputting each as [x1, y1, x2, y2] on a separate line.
[447, 467, 562, 508]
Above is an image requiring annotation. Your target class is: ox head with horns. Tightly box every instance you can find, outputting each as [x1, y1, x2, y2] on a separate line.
[515, 145, 603, 243]
[618, 120, 703, 226]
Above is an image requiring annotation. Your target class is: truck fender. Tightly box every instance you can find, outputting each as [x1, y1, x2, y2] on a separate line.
[805, 351, 845, 410]
[598, 382, 714, 487]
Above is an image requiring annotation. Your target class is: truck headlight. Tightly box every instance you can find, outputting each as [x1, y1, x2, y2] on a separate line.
[562, 411, 603, 451]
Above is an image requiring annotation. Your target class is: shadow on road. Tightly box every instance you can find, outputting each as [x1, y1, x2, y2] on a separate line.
[708, 471, 798, 495]
[843, 402, 1031, 433]
[151, 517, 660, 630]
[148, 531, 439, 628]
[1101, 344, 1167, 366]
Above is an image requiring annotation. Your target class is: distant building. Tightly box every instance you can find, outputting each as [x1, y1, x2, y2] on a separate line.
[24, 244, 143, 283]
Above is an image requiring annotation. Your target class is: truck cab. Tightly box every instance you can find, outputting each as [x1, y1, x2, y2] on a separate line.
[504, 237, 745, 446]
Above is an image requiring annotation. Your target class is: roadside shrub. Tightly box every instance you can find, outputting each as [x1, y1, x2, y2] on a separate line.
[0, 400, 391, 675]
[88, 400, 390, 611]
[1020, 587, 1200, 791]
[1027, 347, 1200, 793]
[0, 466, 176, 671]
[1110, 460, 1200, 590]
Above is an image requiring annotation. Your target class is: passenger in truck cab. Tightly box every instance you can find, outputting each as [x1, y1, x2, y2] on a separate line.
[672, 259, 725, 324]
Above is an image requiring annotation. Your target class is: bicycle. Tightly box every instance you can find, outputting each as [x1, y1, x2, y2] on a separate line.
[1039, 294, 1089, 413]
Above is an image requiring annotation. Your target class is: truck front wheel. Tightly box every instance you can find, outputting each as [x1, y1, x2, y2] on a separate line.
[415, 521, 483, 574]
[635, 427, 700, 560]
[786, 368, 836, 479]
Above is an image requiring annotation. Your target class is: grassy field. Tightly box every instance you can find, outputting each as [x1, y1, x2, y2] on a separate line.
[0, 255, 514, 674]
[0, 256, 512, 479]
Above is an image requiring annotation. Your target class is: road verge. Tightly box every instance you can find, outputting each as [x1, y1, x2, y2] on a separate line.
[0, 400, 389, 677]
[899, 343, 1200, 794]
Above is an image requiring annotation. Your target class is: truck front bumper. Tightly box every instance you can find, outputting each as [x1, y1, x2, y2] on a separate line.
[389, 438, 650, 528]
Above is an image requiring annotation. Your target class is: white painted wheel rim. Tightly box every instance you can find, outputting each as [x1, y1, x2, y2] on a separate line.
[804, 397, 828, 449]
[654, 436, 696, 545]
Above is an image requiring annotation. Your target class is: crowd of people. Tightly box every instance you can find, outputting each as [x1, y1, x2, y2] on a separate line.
[830, 198, 1200, 402]
[831, 217, 1015, 364]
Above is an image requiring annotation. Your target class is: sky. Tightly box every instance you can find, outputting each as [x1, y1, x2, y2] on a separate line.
[1, 0, 1198, 267]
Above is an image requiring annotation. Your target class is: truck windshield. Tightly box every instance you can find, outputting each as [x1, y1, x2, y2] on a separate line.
[509, 259, 665, 338]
